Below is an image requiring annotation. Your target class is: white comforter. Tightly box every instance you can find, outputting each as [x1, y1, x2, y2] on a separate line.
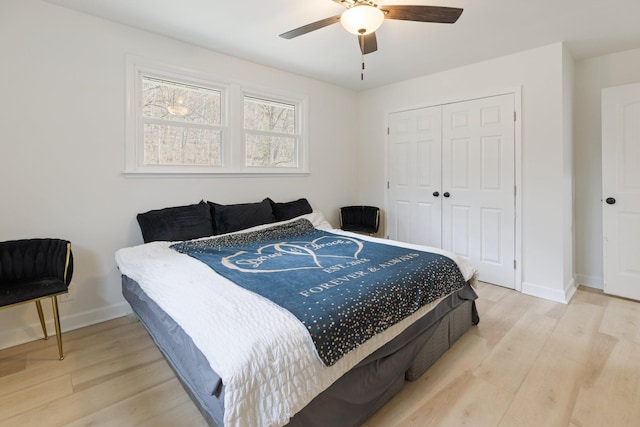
[115, 212, 477, 427]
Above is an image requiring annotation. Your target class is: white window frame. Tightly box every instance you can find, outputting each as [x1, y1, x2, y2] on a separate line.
[124, 56, 309, 175]
[125, 56, 229, 174]
[241, 89, 308, 173]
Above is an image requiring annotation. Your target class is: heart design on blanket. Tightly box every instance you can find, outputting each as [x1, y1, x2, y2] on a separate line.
[221, 236, 364, 273]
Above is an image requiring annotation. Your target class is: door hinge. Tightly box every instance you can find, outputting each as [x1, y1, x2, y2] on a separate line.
[514, 111, 517, 122]
[387, 181, 390, 189]
[387, 127, 390, 135]
[514, 260, 516, 269]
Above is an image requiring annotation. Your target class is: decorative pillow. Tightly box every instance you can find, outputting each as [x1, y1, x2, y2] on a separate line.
[136, 201, 214, 243]
[209, 198, 276, 234]
[268, 198, 313, 221]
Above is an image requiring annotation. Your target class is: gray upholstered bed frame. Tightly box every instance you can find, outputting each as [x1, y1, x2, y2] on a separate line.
[122, 275, 478, 427]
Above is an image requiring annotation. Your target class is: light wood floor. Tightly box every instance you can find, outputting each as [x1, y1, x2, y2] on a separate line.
[1, 282, 639, 426]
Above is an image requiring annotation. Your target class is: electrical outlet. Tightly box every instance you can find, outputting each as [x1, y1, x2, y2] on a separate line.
[59, 292, 74, 303]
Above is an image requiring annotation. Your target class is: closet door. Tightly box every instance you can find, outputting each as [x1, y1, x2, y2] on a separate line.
[441, 94, 515, 288]
[387, 106, 442, 247]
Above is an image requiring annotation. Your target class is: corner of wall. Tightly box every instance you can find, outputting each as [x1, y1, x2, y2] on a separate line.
[522, 276, 577, 304]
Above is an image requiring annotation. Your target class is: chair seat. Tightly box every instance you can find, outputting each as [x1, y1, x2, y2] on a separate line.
[0, 278, 68, 307]
[341, 224, 378, 234]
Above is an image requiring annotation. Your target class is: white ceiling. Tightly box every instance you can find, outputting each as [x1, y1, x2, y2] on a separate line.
[42, 0, 640, 91]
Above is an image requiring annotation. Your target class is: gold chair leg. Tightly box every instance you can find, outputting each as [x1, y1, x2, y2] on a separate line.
[35, 300, 48, 340]
[51, 296, 64, 360]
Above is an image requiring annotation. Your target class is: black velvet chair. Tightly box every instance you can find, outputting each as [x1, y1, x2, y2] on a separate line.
[0, 239, 73, 360]
[339, 206, 380, 235]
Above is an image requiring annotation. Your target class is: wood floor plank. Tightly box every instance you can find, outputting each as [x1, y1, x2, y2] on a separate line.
[599, 296, 640, 343]
[0, 322, 154, 400]
[570, 337, 640, 426]
[473, 306, 556, 393]
[25, 318, 148, 362]
[543, 304, 606, 361]
[497, 293, 608, 426]
[0, 375, 73, 421]
[364, 330, 489, 426]
[137, 399, 209, 427]
[71, 344, 162, 391]
[470, 288, 535, 348]
[65, 378, 191, 427]
[0, 359, 174, 427]
[0, 316, 137, 362]
[0, 357, 26, 379]
[404, 376, 514, 427]
[498, 351, 583, 427]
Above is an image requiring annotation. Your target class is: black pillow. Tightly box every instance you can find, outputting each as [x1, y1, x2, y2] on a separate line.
[268, 198, 313, 221]
[209, 198, 276, 234]
[136, 201, 214, 243]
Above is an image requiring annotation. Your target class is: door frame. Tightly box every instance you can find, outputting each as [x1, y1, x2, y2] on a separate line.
[384, 87, 523, 292]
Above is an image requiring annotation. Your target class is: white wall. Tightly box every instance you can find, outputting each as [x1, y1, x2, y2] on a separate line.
[574, 47, 640, 289]
[357, 43, 576, 303]
[0, 0, 359, 349]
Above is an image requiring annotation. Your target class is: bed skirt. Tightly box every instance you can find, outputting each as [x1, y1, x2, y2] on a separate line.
[122, 275, 478, 427]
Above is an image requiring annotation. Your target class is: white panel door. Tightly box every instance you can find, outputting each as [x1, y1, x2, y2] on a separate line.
[602, 83, 640, 301]
[442, 94, 515, 288]
[387, 106, 442, 247]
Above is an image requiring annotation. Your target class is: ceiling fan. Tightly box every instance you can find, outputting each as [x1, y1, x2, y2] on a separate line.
[279, 0, 463, 56]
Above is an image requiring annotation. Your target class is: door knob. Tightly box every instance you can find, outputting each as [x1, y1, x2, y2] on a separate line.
[606, 197, 616, 205]
[443, 192, 450, 198]
[433, 191, 440, 197]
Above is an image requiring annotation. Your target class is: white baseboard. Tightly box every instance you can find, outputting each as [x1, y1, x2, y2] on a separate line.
[522, 277, 577, 304]
[0, 301, 132, 351]
[576, 274, 604, 290]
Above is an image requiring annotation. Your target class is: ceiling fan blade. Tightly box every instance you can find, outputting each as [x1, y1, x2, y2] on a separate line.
[381, 5, 463, 24]
[358, 32, 378, 55]
[279, 15, 341, 39]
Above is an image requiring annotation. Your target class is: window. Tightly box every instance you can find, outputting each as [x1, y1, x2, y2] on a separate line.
[142, 77, 223, 167]
[125, 57, 308, 175]
[244, 95, 299, 169]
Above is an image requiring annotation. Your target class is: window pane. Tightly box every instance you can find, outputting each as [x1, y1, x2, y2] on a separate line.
[245, 133, 297, 167]
[144, 124, 221, 166]
[142, 76, 221, 126]
[244, 96, 295, 134]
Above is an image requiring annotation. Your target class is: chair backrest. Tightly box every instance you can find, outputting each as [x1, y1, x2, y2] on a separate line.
[339, 206, 380, 234]
[0, 239, 73, 286]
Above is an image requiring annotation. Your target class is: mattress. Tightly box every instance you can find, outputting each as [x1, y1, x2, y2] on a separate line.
[122, 276, 478, 426]
[116, 214, 478, 426]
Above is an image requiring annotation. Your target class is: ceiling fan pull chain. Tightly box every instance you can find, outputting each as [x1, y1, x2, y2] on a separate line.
[359, 33, 365, 80]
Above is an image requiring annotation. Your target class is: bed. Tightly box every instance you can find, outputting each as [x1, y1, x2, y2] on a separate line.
[115, 198, 479, 427]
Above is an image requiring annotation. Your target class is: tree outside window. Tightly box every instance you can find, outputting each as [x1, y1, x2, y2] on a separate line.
[244, 96, 298, 168]
[142, 77, 223, 167]
[125, 56, 308, 175]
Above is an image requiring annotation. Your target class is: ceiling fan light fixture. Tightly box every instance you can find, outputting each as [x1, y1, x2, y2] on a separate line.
[340, 5, 384, 35]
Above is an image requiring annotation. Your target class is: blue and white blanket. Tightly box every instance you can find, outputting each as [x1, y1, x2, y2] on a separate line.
[172, 218, 466, 366]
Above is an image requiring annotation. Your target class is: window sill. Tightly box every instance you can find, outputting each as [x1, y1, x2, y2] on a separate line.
[121, 169, 311, 178]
